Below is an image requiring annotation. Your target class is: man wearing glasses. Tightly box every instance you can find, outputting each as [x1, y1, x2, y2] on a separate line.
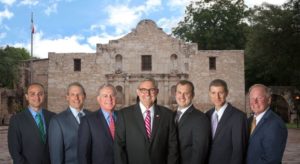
[114, 78, 178, 164]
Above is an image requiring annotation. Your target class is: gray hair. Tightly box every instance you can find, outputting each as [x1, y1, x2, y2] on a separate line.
[98, 83, 117, 96]
[138, 77, 158, 89]
[67, 82, 86, 96]
[248, 84, 272, 98]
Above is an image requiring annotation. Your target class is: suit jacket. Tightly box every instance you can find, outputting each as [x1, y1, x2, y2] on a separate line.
[177, 105, 211, 164]
[206, 103, 248, 164]
[114, 104, 178, 164]
[8, 108, 55, 164]
[48, 108, 90, 164]
[246, 109, 287, 164]
[78, 109, 115, 164]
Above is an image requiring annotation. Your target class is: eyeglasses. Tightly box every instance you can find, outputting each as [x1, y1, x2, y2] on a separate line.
[139, 88, 157, 94]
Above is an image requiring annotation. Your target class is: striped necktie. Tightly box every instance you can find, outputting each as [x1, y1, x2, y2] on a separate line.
[145, 109, 151, 139]
[109, 113, 115, 139]
[35, 113, 46, 143]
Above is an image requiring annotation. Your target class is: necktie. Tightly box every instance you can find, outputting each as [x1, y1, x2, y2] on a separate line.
[250, 116, 256, 134]
[35, 113, 46, 143]
[109, 113, 115, 139]
[175, 110, 182, 124]
[145, 109, 151, 139]
[78, 112, 83, 124]
[212, 112, 218, 138]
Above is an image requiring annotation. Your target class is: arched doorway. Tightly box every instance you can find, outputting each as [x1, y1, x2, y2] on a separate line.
[271, 94, 289, 122]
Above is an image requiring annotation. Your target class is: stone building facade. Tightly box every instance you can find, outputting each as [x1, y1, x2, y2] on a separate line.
[46, 19, 245, 113]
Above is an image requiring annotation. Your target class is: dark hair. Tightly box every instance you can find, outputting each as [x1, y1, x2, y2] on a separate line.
[176, 80, 195, 97]
[209, 79, 228, 93]
[67, 82, 86, 96]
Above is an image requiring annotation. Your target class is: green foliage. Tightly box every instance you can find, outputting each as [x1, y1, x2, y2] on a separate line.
[172, 0, 248, 50]
[0, 46, 31, 89]
[245, 1, 300, 89]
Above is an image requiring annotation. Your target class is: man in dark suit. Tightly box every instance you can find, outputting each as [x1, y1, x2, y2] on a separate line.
[8, 83, 55, 164]
[114, 78, 178, 164]
[175, 80, 210, 164]
[48, 82, 90, 164]
[206, 79, 248, 164]
[246, 84, 287, 164]
[78, 84, 117, 164]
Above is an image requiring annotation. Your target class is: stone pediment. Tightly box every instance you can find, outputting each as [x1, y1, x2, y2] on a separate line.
[96, 19, 197, 54]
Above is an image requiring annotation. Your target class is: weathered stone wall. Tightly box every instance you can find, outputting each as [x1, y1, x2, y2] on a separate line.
[46, 19, 245, 113]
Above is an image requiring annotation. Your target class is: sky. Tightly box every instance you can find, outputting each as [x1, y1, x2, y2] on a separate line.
[0, 0, 288, 59]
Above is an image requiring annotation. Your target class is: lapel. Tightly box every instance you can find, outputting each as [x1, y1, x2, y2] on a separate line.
[150, 105, 161, 143]
[24, 109, 44, 143]
[65, 108, 79, 129]
[214, 104, 233, 139]
[177, 105, 194, 128]
[250, 109, 271, 140]
[133, 104, 149, 141]
[97, 109, 114, 141]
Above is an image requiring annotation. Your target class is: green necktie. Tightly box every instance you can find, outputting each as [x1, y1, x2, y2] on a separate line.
[36, 113, 46, 143]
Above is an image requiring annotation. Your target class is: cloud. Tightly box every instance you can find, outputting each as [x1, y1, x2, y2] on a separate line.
[13, 32, 95, 59]
[157, 17, 182, 34]
[45, 3, 58, 16]
[244, 0, 286, 7]
[0, 8, 13, 23]
[19, 0, 39, 6]
[87, 33, 125, 46]
[106, 5, 142, 34]
[167, 0, 192, 9]
[104, 0, 162, 35]
[0, 0, 16, 6]
[0, 32, 6, 39]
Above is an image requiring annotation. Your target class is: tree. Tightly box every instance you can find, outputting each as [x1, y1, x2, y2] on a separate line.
[0, 46, 31, 89]
[245, 1, 300, 89]
[172, 0, 248, 50]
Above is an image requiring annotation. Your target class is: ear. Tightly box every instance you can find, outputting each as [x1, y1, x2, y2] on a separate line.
[25, 94, 29, 101]
[156, 89, 159, 94]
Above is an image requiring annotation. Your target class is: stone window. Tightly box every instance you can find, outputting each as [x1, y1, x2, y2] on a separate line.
[170, 54, 178, 73]
[115, 54, 122, 73]
[170, 85, 177, 104]
[116, 85, 124, 105]
[142, 55, 152, 71]
[74, 59, 81, 71]
[209, 57, 216, 70]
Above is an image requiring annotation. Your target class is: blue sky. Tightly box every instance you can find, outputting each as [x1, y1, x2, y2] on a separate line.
[0, 0, 287, 58]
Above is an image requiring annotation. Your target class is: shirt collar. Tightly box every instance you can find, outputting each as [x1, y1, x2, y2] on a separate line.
[213, 102, 228, 120]
[28, 106, 43, 117]
[254, 107, 269, 125]
[177, 104, 192, 115]
[139, 102, 154, 114]
[69, 106, 84, 117]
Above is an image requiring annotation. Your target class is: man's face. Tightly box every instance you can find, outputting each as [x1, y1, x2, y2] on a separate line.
[249, 86, 271, 115]
[209, 86, 227, 110]
[66, 85, 85, 111]
[137, 80, 158, 108]
[176, 84, 193, 109]
[25, 84, 45, 111]
[97, 87, 116, 112]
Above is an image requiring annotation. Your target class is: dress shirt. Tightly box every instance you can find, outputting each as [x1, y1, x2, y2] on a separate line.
[29, 107, 46, 133]
[139, 102, 154, 129]
[177, 103, 192, 121]
[69, 106, 85, 123]
[101, 109, 116, 126]
[254, 107, 269, 125]
[213, 102, 228, 122]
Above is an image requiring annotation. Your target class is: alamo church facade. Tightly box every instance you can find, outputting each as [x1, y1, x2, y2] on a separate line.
[21, 19, 245, 113]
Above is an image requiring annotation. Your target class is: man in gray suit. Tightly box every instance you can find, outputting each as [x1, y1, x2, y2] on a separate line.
[48, 82, 90, 164]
